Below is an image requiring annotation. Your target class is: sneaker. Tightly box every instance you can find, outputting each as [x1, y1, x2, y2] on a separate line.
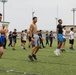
[23, 48, 27, 50]
[13, 48, 15, 50]
[43, 46, 45, 48]
[28, 55, 34, 61]
[32, 54, 37, 60]
[69, 47, 74, 50]
[54, 51, 59, 56]
[71, 48, 74, 50]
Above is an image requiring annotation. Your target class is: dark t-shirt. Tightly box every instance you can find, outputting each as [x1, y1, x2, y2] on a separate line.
[9, 34, 12, 39]
[57, 24, 63, 34]
[12, 32, 17, 39]
[38, 33, 42, 40]
[38, 33, 42, 37]
[46, 34, 48, 38]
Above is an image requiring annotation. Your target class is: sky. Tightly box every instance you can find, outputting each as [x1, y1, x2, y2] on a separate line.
[0, 0, 76, 32]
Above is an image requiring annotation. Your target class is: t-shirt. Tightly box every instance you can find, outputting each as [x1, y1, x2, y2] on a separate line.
[46, 34, 49, 38]
[9, 34, 12, 39]
[38, 33, 42, 37]
[69, 31, 74, 39]
[38, 33, 42, 40]
[57, 24, 63, 34]
[12, 32, 17, 39]
[63, 29, 66, 38]
[23, 32, 27, 41]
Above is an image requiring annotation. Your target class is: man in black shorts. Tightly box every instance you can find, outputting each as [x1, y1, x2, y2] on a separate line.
[69, 28, 74, 50]
[12, 29, 17, 50]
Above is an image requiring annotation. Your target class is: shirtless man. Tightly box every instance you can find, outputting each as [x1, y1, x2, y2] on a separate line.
[0, 13, 7, 58]
[28, 17, 40, 61]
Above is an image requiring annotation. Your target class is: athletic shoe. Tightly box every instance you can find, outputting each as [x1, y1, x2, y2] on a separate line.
[69, 48, 74, 50]
[28, 55, 34, 61]
[23, 48, 27, 50]
[43, 46, 45, 48]
[13, 48, 15, 50]
[32, 54, 37, 60]
[54, 51, 59, 56]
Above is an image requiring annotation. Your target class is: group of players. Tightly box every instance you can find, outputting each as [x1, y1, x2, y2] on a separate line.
[0, 13, 75, 62]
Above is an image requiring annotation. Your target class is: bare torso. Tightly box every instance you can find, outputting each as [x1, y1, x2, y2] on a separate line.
[29, 23, 37, 37]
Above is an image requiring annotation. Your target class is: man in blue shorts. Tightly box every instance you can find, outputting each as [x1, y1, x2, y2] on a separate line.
[0, 13, 7, 58]
[54, 19, 63, 56]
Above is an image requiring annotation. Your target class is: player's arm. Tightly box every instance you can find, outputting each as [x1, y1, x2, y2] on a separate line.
[29, 24, 33, 38]
[0, 29, 6, 33]
[29, 24, 34, 41]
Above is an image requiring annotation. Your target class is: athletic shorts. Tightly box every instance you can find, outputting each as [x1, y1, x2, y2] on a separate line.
[33, 34, 40, 47]
[58, 34, 63, 42]
[12, 38, 16, 43]
[63, 38, 66, 42]
[0, 35, 5, 43]
[0, 36, 4, 47]
[21, 40, 26, 43]
[69, 39, 74, 45]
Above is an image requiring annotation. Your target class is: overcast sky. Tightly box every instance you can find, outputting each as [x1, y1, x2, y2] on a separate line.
[0, 0, 76, 31]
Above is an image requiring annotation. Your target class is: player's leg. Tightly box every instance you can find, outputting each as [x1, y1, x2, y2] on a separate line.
[23, 41, 26, 50]
[54, 34, 63, 56]
[0, 46, 4, 58]
[32, 38, 40, 60]
[12, 39, 16, 50]
[69, 39, 74, 50]
[28, 37, 32, 48]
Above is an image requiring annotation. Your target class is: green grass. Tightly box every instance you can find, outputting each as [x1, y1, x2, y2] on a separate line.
[0, 40, 76, 75]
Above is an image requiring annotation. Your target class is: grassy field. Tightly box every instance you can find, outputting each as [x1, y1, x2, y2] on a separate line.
[0, 40, 76, 75]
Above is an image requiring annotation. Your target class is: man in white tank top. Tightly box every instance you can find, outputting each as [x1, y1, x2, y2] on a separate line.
[21, 30, 27, 50]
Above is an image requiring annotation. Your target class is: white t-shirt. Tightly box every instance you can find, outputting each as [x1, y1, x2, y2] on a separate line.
[63, 29, 66, 38]
[23, 32, 27, 41]
[69, 31, 74, 39]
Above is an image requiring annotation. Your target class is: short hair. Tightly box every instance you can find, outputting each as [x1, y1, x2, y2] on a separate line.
[25, 29, 27, 31]
[39, 30, 42, 32]
[63, 25, 66, 28]
[70, 28, 74, 31]
[50, 31, 52, 33]
[58, 19, 62, 22]
[33, 17, 37, 20]
[22, 30, 24, 33]
[14, 29, 17, 31]
[0, 13, 2, 16]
